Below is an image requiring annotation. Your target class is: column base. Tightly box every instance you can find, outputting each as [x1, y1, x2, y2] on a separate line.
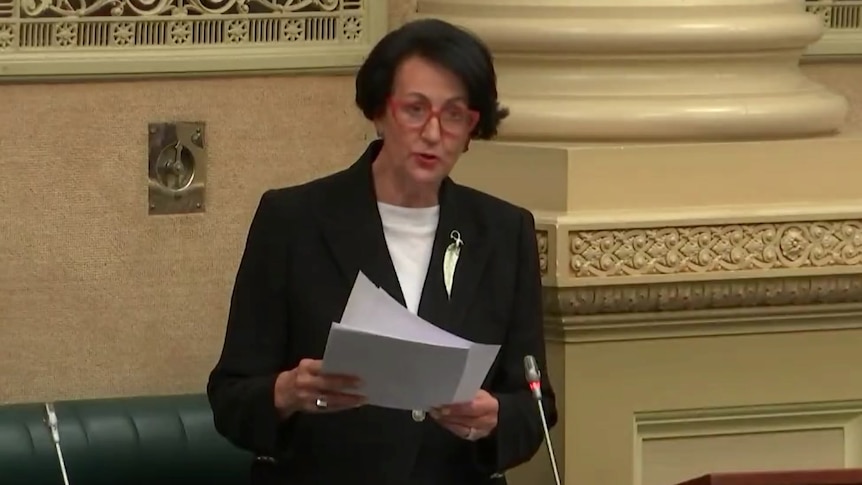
[417, 0, 849, 141]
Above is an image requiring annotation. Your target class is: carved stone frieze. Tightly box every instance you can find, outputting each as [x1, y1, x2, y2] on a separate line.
[535, 219, 862, 316]
[536, 230, 549, 277]
[543, 274, 862, 317]
[569, 220, 862, 279]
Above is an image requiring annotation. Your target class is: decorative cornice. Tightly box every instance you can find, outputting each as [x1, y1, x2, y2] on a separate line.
[544, 299, 862, 344]
[0, 0, 388, 80]
[568, 219, 862, 279]
[536, 217, 862, 339]
[543, 273, 862, 317]
[805, 0, 862, 58]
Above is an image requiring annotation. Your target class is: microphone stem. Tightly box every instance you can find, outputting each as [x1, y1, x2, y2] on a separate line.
[536, 398, 562, 485]
[45, 403, 70, 485]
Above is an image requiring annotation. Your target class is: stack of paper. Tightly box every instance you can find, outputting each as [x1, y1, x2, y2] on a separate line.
[320, 272, 501, 411]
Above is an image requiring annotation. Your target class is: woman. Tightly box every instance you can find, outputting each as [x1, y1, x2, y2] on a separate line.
[207, 17, 557, 485]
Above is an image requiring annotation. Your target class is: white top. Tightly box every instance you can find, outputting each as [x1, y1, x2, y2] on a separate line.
[377, 202, 440, 314]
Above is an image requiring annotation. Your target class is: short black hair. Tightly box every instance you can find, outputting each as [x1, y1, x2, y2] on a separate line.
[355, 18, 509, 140]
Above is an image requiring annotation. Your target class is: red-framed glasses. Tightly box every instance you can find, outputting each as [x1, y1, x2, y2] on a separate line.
[389, 97, 480, 137]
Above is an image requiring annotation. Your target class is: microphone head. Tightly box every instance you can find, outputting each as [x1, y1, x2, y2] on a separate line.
[523, 355, 541, 383]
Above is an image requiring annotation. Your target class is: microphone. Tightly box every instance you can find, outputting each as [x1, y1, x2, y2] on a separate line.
[44, 402, 71, 485]
[523, 355, 561, 485]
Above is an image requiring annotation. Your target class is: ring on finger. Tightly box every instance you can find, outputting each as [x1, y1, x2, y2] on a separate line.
[465, 427, 478, 441]
[315, 397, 328, 410]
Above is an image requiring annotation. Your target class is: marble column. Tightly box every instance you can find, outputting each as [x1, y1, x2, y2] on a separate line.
[416, 0, 849, 142]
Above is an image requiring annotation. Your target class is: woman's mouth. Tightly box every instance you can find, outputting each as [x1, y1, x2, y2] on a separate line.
[413, 152, 440, 167]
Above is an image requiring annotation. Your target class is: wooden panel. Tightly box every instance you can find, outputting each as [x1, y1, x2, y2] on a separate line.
[678, 468, 862, 485]
[561, 329, 862, 485]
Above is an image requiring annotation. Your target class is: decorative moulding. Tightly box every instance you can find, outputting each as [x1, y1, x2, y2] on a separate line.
[634, 400, 862, 484]
[537, 213, 862, 286]
[805, 0, 862, 57]
[0, 0, 388, 80]
[544, 296, 862, 343]
[535, 206, 862, 342]
[566, 219, 862, 283]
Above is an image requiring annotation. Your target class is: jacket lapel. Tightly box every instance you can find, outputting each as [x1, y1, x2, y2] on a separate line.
[317, 140, 493, 337]
[416, 179, 492, 338]
[317, 141, 405, 309]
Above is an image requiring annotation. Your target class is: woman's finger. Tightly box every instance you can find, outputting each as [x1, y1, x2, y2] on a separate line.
[319, 374, 363, 392]
[323, 390, 366, 407]
[433, 414, 474, 428]
[439, 421, 470, 437]
[296, 373, 361, 395]
[300, 389, 366, 412]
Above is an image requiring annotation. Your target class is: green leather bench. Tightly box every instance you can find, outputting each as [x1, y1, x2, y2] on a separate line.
[0, 393, 253, 485]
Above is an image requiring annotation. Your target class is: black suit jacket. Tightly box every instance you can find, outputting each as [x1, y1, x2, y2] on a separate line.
[207, 140, 557, 485]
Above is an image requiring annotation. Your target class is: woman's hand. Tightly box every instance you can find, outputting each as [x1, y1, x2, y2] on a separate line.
[429, 390, 499, 441]
[274, 358, 366, 416]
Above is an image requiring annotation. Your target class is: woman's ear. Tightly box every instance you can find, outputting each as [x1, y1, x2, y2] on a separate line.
[367, 124, 383, 141]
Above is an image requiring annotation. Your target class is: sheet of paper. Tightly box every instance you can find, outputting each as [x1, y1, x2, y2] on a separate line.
[320, 271, 502, 410]
[452, 343, 501, 403]
[338, 271, 380, 328]
[322, 323, 469, 409]
[340, 272, 472, 348]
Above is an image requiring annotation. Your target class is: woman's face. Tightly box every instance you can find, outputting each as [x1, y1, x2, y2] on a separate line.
[374, 55, 479, 190]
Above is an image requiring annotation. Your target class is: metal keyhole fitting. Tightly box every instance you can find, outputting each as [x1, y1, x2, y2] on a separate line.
[148, 122, 207, 215]
[155, 142, 195, 191]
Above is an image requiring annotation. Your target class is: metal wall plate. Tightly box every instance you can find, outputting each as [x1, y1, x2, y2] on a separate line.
[148, 121, 207, 215]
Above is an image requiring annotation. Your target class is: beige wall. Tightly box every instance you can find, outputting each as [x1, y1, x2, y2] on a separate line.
[0, 0, 860, 406]
[804, 60, 862, 135]
[0, 1, 414, 404]
[0, 75, 367, 402]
